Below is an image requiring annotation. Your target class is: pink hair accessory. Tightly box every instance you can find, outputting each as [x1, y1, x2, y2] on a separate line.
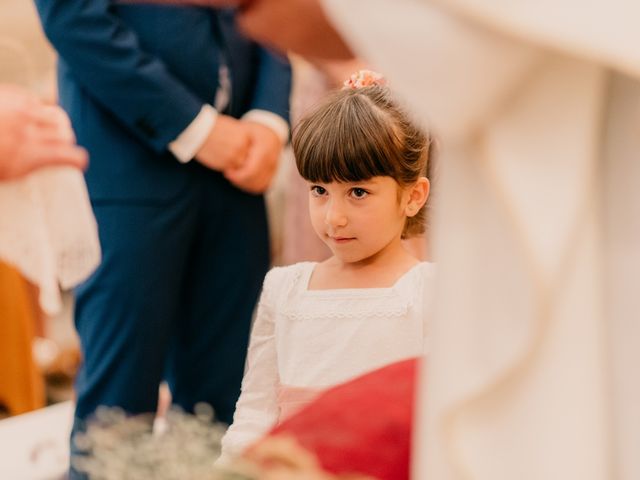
[343, 69, 386, 89]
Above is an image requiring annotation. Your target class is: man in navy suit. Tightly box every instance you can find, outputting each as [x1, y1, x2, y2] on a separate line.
[34, 2, 291, 473]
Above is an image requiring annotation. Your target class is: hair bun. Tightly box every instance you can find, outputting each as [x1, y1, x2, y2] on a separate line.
[342, 69, 387, 90]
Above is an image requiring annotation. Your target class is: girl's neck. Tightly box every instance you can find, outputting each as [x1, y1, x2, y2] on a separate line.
[308, 244, 420, 290]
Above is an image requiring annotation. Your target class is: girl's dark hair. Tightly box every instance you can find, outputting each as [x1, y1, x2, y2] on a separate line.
[292, 84, 432, 238]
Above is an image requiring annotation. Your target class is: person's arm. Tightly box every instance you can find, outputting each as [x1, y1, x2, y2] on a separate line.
[219, 268, 282, 460]
[130, 0, 354, 59]
[35, 0, 206, 152]
[0, 85, 87, 181]
[237, 0, 353, 60]
[34, 1, 249, 170]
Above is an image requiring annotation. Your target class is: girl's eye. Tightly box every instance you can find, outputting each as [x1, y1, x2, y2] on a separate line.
[350, 188, 369, 199]
[310, 185, 327, 197]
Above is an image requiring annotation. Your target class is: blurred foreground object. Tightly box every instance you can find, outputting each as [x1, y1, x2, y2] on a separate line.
[122, 0, 353, 60]
[249, 358, 417, 480]
[75, 360, 416, 479]
[0, 401, 73, 480]
[0, 160, 100, 315]
[315, 0, 640, 479]
[0, 262, 45, 416]
[0, 85, 98, 315]
[72, 405, 231, 479]
[0, 93, 99, 316]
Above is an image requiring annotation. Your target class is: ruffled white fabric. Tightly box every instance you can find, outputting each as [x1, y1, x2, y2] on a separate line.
[0, 167, 100, 315]
[320, 1, 640, 479]
[219, 261, 435, 460]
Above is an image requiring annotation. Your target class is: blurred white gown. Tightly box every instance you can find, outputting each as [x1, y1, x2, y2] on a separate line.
[320, 1, 640, 479]
[0, 1, 100, 315]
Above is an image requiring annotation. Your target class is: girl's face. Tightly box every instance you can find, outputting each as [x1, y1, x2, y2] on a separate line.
[308, 176, 411, 265]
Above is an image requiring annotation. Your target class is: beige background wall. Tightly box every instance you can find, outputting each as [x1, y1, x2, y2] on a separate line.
[0, 0, 56, 97]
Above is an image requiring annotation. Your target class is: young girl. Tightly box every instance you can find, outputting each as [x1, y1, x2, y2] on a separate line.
[220, 71, 435, 459]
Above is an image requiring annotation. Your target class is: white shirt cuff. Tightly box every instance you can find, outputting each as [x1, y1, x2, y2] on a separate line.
[242, 109, 289, 145]
[168, 104, 218, 163]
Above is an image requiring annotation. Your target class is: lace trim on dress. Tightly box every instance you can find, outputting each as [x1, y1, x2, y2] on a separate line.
[279, 262, 424, 321]
[0, 168, 100, 315]
[283, 294, 411, 320]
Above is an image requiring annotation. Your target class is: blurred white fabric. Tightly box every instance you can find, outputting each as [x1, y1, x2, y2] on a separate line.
[0, 401, 73, 480]
[0, 0, 98, 315]
[321, 0, 640, 479]
[0, 167, 100, 315]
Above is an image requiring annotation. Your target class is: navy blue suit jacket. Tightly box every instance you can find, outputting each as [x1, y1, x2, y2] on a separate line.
[35, 3, 291, 202]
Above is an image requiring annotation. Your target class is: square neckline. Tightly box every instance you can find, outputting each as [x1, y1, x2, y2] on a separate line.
[302, 261, 428, 295]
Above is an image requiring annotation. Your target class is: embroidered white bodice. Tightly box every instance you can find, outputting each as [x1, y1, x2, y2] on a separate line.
[219, 261, 435, 460]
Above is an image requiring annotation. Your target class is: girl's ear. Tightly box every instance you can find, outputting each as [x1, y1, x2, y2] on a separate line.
[404, 177, 430, 217]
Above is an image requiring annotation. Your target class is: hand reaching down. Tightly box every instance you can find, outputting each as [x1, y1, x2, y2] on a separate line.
[0, 85, 88, 181]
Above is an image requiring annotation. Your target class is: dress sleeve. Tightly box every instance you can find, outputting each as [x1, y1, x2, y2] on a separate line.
[219, 268, 282, 462]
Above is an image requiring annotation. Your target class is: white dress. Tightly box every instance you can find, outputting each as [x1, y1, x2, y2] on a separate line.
[220, 261, 435, 459]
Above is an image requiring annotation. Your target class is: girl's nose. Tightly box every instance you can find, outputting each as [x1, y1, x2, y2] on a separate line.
[324, 199, 348, 228]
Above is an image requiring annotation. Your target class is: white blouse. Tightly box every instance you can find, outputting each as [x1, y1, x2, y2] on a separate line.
[219, 261, 435, 459]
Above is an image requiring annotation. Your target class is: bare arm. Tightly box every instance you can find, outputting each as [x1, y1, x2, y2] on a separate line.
[127, 0, 354, 59]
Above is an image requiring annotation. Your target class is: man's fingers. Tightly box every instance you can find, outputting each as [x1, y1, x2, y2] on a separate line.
[223, 162, 253, 185]
[199, 114, 252, 171]
[230, 142, 250, 168]
[221, 122, 283, 193]
[224, 159, 268, 194]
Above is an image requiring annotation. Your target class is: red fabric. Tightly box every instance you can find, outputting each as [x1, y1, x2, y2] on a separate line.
[262, 358, 419, 480]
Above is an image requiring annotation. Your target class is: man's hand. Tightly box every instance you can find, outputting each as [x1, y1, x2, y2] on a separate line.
[0, 85, 88, 181]
[195, 114, 250, 171]
[223, 120, 283, 194]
